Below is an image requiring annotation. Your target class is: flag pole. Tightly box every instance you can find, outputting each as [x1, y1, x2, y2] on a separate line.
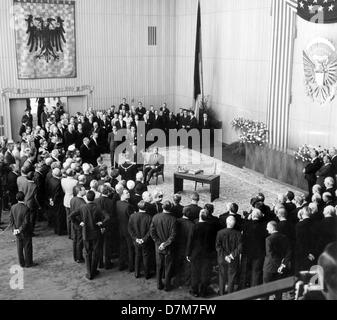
[199, 0, 205, 110]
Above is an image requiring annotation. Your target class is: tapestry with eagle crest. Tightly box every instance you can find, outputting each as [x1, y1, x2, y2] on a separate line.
[13, 0, 76, 79]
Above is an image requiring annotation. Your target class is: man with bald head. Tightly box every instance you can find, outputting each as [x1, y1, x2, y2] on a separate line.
[216, 216, 242, 295]
[263, 221, 292, 288]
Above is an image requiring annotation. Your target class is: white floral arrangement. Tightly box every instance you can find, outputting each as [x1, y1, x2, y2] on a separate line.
[294, 144, 327, 163]
[231, 118, 268, 146]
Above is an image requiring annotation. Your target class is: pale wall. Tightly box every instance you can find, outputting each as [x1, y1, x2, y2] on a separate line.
[174, 0, 273, 144]
[0, 0, 176, 116]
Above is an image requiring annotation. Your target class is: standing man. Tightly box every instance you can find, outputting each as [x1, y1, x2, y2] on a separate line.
[9, 192, 36, 268]
[216, 216, 242, 295]
[150, 201, 177, 291]
[49, 168, 67, 236]
[108, 125, 119, 168]
[61, 169, 78, 239]
[94, 185, 116, 270]
[70, 186, 86, 263]
[263, 221, 292, 287]
[70, 191, 109, 280]
[186, 209, 214, 297]
[303, 150, 322, 199]
[128, 200, 154, 279]
[116, 189, 135, 272]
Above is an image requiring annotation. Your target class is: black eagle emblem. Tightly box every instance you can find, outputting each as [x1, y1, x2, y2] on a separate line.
[25, 15, 66, 63]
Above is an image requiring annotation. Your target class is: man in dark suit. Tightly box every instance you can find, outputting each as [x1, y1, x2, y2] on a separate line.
[187, 209, 213, 297]
[263, 221, 292, 286]
[89, 132, 101, 166]
[7, 165, 19, 207]
[219, 203, 243, 231]
[316, 155, 334, 187]
[187, 111, 198, 130]
[174, 207, 194, 287]
[171, 194, 184, 219]
[49, 168, 67, 236]
[108, 126, 119, 168]
[150, 201, 177, 291]
[152, 111, 163, 130]
[70, 185, 86, 263]
[80, 138, 95, 166]
[329, 147, 337, 182]
[4, 140, 16, 165]
[94, 185, 117, 269]
[119, 98, 130, 113]
[64, 124, 77, 150]
[136, 102, 146, 120]
[277, 207, 296, 275]
[116, 189, 135, 272]
[116, 114, 126, 131]
[295, 206, 317, 273]
[9, 192, 35, 268]
[70, 190, 110, 280]
[316, 206, 337, 257]
[184, 192, 202, 222]
[303, 150, 322, 199]
[216, 216, 242, 295]
[200, 113, 211, 130]
[128, 200, 154, 279]
[241, 209, 267, 288]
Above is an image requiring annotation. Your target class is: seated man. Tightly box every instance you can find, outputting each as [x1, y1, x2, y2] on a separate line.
[143, 147, 164, 185]
[118, 151, 137, 182]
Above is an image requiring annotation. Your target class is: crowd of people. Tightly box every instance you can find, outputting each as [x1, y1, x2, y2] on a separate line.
[0, 98, 336, 299]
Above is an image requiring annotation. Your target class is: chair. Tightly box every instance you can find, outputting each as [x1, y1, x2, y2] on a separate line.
[152, 165, 165, 185]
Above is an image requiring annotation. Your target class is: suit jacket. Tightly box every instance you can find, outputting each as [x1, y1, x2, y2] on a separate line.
[70, 202, 109, 241]
[263, 232, 292, 274]
[171, 203, 184, 219]
[242, 220, 267, 258]
[24, 181, 38, 209]
[278, 220, 296, 249]
[152, 116, 163, 129]
[4, 150, 16, 165]
[108, 132, 119, 151]
[185, 204, 202, 222]
[316, 216, 337, 255]
[216, 228, 242, 264]
[175, 218, 194, 256]
[316, 163, 334, 186]
[188, 117, 198, 130]
[331, 155, 337, 177]
[150, 211, 177, 250]
[128, 211, 153, 244]
[304, 158, 322, 183]
[64, 131, 77, 149]
[147, 153, 164, 167]
[116, 120, 126, 131]
[17, 176, 29, 197]
[10, 202, 32, 237]
[69, 197, 86, 231]
[80, 144, 95, 166]
[186, 222, 213, 259]
[94, 196, 117, 228]
[7, 171, 19, 195]
[295, 218, 316, 270]
[200, 119, 211, 130]
[116, 200, 134, 237]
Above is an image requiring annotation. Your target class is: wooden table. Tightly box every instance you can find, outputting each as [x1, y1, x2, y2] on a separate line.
[174, 172, 220, 202]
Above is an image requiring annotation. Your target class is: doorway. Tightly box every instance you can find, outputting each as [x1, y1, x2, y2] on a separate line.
[9, 95, 88, 142]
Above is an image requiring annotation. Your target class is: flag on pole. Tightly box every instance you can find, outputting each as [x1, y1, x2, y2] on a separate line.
[194, 0, 203, 122]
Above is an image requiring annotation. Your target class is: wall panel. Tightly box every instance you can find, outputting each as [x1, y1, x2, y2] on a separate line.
[0, 0, 176, 131]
